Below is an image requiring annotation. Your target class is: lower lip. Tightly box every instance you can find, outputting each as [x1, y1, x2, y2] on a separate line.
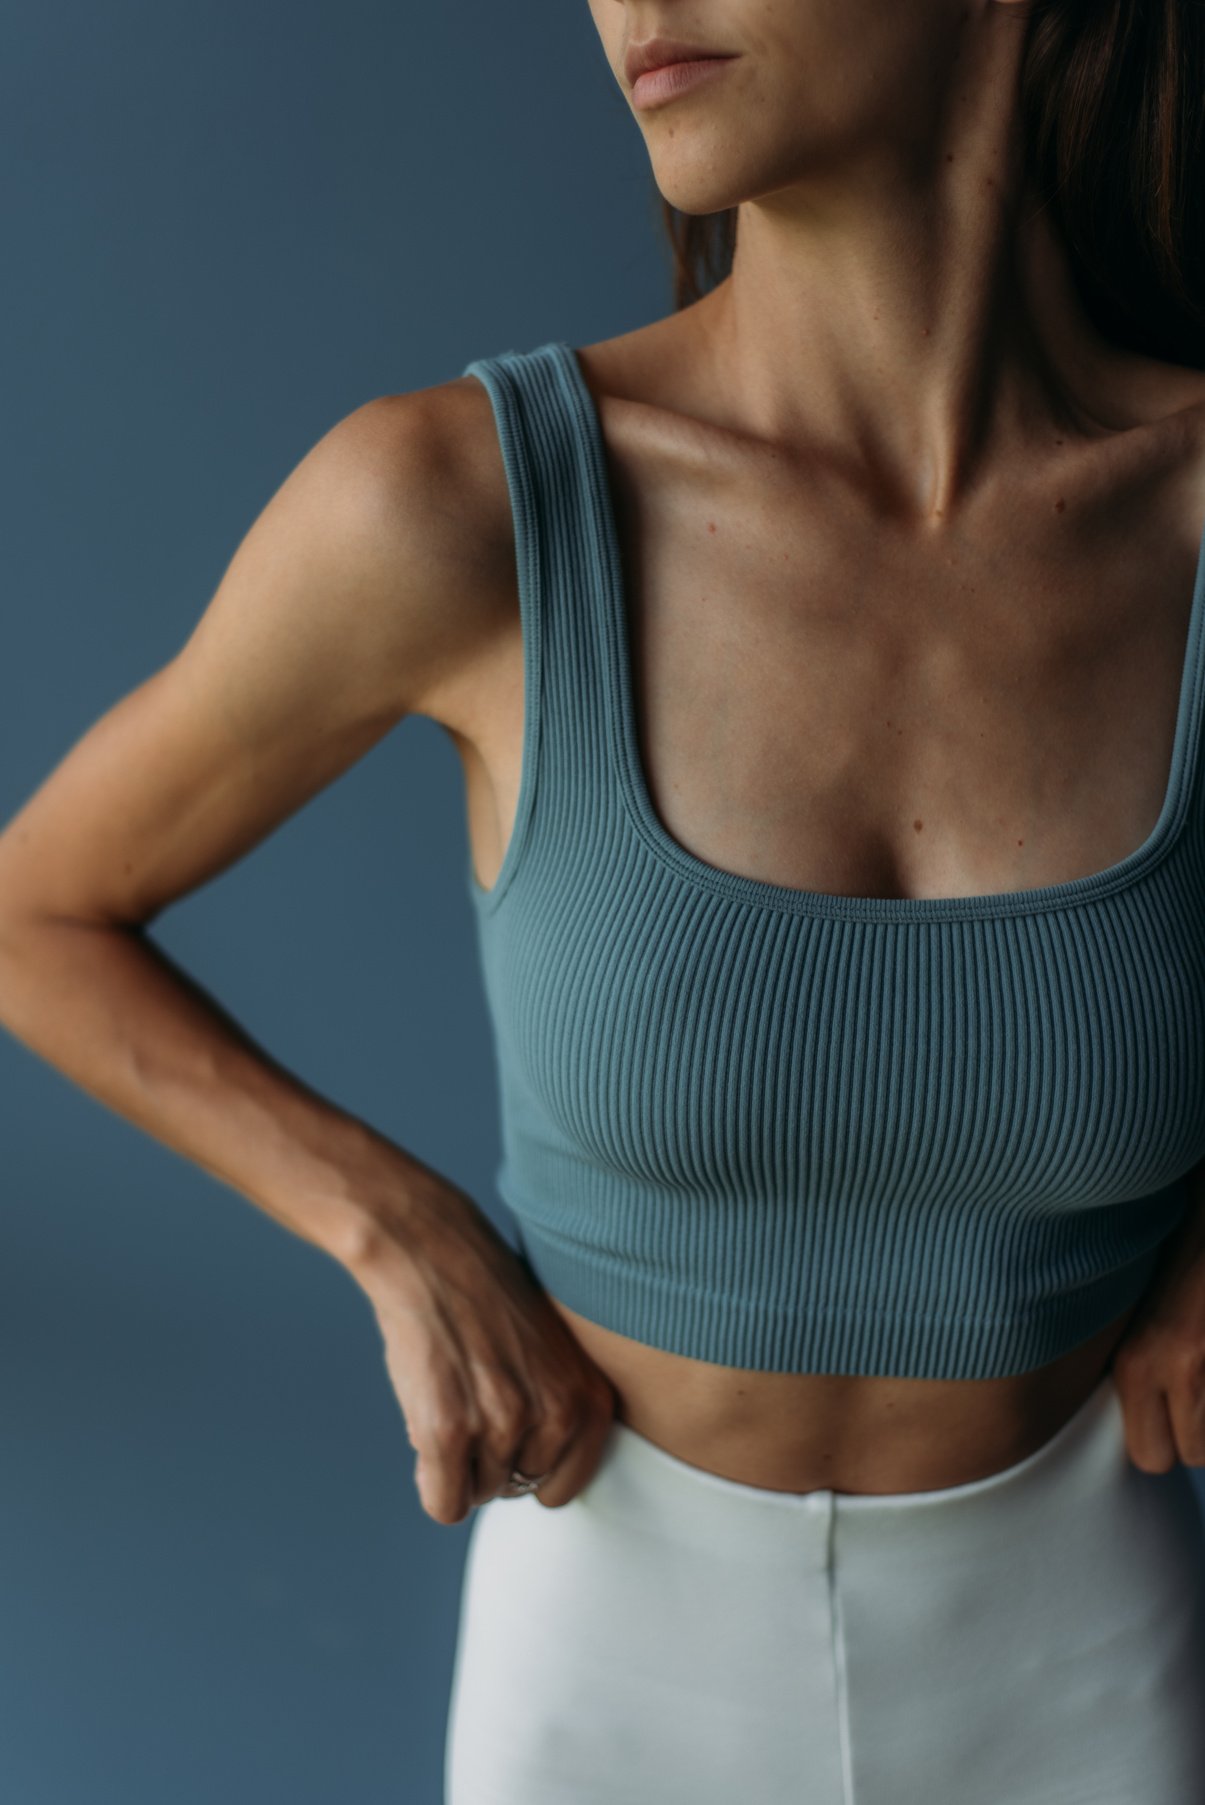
[631, 56, 737, 110]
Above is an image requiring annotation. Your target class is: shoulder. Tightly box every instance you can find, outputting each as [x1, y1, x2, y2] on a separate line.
[338, 370, 518, 554]
[1168, 366, 1205, 490]
[1095, 348, 1205, 471]
[292, 370, 523, 732]
[1131, 357, 1205, 545]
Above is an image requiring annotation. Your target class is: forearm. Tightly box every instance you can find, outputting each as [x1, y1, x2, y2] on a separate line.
[0, 911, 441, 1271]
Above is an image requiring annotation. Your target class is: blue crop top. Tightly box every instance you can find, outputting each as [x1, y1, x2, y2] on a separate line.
[460, 338, 1205, 1381]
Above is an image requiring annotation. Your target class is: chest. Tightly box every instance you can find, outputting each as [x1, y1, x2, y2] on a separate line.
[461, 374, 1205, 918]
[467, 398, 1205, 1205]
[605, 435, 1204, 907]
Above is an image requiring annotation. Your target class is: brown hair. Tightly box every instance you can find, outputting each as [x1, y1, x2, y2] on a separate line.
[658, 0, 1205, 368]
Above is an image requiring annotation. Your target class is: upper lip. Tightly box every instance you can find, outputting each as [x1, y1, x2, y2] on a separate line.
[623, 37, 732, 86]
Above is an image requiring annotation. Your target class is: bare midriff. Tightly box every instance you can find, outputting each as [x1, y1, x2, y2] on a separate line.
[545, 1290, 1141, 1495]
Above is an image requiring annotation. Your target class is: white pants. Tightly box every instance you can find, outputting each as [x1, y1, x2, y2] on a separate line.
[444, 1372, 1205, 1804]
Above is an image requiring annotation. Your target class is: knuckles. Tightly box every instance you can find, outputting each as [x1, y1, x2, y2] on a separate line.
[422, 1415, 475, 1452]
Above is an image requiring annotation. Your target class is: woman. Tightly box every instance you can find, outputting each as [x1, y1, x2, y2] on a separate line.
[1, 0, 1204, 1799]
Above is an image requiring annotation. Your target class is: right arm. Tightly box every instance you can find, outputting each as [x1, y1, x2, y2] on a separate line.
[0, 377, 615, 1523]
[0, 386, 477, 1269]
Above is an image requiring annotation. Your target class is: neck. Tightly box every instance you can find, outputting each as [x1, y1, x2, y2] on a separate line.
[694, 11, 1123, 522]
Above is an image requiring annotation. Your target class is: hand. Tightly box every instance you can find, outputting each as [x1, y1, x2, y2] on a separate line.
[347, 1176, 618, 1525]
[1110, 1197, 1205, 1474]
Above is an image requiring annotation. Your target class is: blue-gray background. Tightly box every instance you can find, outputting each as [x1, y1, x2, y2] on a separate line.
[0, 3, 660, 1800]
[3, 6, 1204, 1803]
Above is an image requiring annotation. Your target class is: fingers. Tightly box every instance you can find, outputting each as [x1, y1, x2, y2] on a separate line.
[530, 1389, 617, 1509]
[408, 1374, 614, 1523]
[472, 1380, 612, 1510]
[1112, 1332, 1205, 1473]
[413, 1418, 476, 1525]
[1118, 1383, 1178, 1473]
[1168, 1381, 1205, 1469]
[465, 1362, 557, 1507]
[402, 1357, 499, 1525]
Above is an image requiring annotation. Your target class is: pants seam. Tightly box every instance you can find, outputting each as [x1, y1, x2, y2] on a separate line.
[826, 1500, 856, 1805]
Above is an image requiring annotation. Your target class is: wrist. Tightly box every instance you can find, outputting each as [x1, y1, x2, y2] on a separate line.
[284, 1116, 450, 1278]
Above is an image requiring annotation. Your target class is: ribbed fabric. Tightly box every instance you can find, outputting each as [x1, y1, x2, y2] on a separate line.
[460, 339, 1205, 1380]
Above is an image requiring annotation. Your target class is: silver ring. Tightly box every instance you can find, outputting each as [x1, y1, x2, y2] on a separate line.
[507, 1467, 546, 1495]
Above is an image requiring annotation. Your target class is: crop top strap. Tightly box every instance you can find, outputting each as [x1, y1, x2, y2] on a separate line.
[459, 340, 618, 913]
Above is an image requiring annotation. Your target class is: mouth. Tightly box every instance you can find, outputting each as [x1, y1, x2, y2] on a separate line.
[628, 54, 738, 110]
[623, 36, 735, 88]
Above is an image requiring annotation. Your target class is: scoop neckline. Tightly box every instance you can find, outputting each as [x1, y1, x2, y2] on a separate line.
[553, 337, 1205, 925]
